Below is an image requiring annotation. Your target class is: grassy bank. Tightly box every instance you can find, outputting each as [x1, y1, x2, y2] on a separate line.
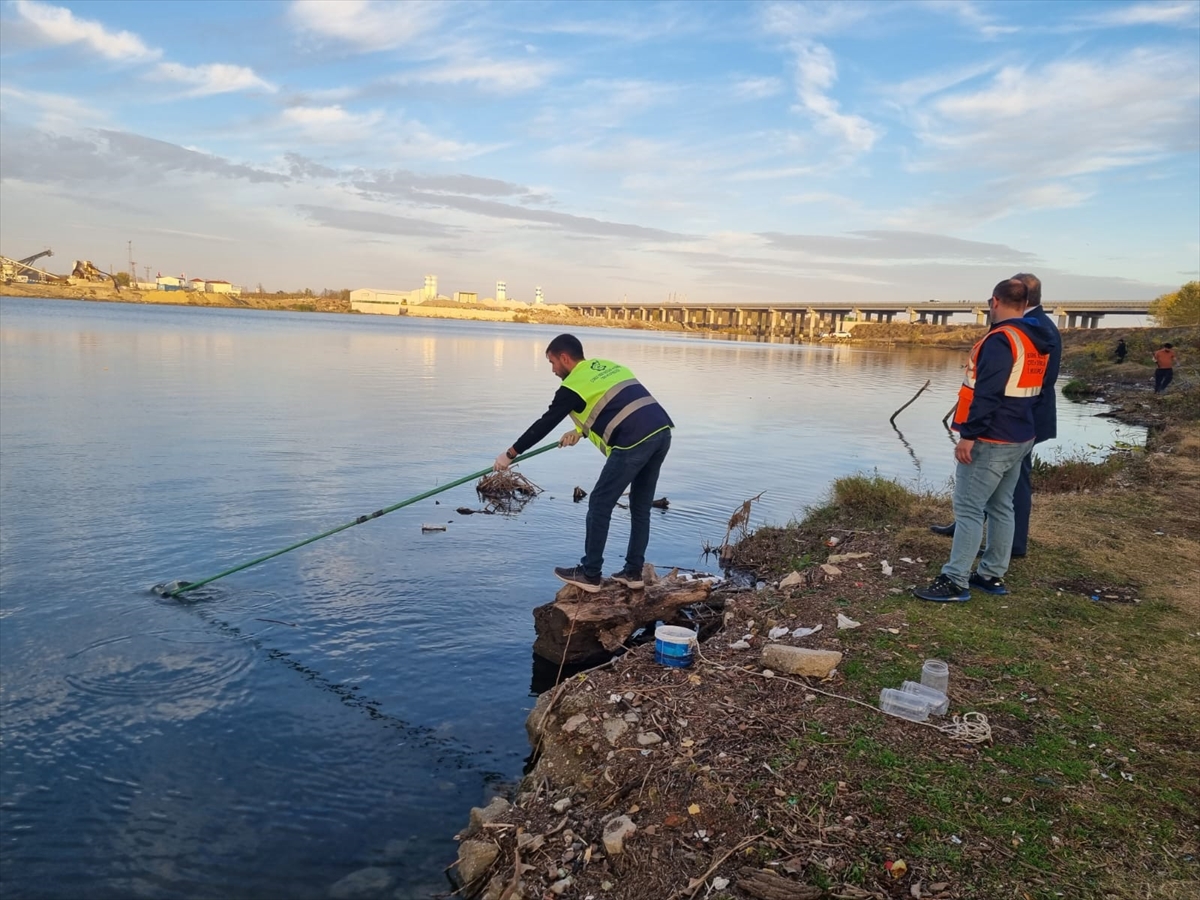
[455, 329, 1199, 900]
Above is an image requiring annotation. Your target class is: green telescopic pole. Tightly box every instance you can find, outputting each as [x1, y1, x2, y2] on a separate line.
[166, 442, 559, 597]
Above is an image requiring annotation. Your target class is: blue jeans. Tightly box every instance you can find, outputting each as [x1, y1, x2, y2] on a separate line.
[943, 439, 1034, 587]
[1011, 441, 1041, 557]
[580, 429, 671, 577]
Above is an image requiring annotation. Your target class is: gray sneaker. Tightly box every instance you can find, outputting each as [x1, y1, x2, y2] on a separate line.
[611, 568, 645, 589]
[554, 565, 602, 593]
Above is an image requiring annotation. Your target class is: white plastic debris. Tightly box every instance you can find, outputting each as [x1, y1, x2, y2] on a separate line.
[767, 626, 789, 641]
[899, 557, 915, 564]
[730, 640, 751, 650]
[712, 877, 730, 891]
[881, 560, 893, 576]
[836, 613, 862, 630]
[792, 624, 823, 638]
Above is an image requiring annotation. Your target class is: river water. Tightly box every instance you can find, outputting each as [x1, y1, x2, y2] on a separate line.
[0, 297, 1142, 898]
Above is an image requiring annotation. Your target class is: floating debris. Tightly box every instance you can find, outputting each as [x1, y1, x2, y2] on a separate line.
[421, 523, 447, 532]
[651, 496, 669, 509]
[476, 470, 543, 514]
[572, 486, 587, 503]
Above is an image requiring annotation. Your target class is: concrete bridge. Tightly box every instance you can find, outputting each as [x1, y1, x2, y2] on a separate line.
[561, 298, 1152, 337]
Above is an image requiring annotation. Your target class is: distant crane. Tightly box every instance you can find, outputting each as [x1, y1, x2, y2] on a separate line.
[1, 249, 64, 283]
[18, 248, 54, 268]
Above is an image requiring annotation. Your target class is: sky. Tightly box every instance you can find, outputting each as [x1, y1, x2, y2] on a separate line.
[0, 0, 1197, 304]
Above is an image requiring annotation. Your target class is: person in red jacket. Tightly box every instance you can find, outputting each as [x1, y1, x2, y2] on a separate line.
[915, 278, 1055, 603]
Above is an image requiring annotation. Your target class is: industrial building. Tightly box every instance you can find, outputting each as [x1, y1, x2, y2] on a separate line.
[350, 275, 440, 314]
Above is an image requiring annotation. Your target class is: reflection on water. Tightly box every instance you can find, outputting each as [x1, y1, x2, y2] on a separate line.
[0, 297, 1144, 897]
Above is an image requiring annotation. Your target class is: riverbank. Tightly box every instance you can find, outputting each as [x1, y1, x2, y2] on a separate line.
[451, 327, 1199, 900]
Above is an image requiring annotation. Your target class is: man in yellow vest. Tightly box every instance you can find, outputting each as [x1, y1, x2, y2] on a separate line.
[914, 279, 1054, 602]
[494, 334, 674, 593]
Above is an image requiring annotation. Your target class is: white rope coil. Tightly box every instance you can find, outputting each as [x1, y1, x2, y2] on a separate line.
[933, 711, 992, 743]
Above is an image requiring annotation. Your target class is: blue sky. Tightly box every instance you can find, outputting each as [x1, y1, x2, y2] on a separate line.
[1, 0, 1197, 303]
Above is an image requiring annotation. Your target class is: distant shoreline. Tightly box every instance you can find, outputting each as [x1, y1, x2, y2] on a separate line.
[1, 281, 1158, 349]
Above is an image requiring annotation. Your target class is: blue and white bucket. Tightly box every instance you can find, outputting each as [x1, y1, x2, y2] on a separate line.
[654, 625, 697, 668]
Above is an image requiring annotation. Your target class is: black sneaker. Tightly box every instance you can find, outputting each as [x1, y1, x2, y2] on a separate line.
[554, 565, 602, 593]
[969, 572, 1009, 595]
[611, 568, 645, 589]
[929, 522, 956, 537]
[913, 574, 971, 603]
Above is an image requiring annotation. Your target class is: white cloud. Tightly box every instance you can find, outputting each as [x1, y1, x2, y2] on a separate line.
[760, 1, 873, 38]
[154, 63, 276, 97]
[280, 105, 385, 141]
[0, 85, 106, 130]
[924, 0, 1019, 39]
[12, 0, 160, 62]
[732, 77, 784, 99]
[917, 49, 1200, 180]
[790, 42, 880, 155]
[1084, 1, 1199, 28]
[288, 0, 441, 52]
[400, 57, 559, 94]
[275, 105, 492, 159]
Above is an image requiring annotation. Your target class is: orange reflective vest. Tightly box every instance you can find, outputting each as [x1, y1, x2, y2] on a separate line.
[954, 324, 1049, 434]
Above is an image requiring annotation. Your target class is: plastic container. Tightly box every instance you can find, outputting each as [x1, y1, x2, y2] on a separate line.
[921, 659, 949, 695]
[654, 625, 697, 668]
[901, 681, 949, 716]
[878, 688, 932, 722]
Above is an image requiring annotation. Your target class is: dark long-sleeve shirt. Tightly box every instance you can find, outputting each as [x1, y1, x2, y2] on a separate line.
[512, 386, 586, 454]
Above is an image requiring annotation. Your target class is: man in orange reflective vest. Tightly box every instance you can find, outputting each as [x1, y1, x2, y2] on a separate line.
[915, 278, 1055, 602]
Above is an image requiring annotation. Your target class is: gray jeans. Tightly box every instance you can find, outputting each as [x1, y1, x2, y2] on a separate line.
[943, 439, 1034, 587]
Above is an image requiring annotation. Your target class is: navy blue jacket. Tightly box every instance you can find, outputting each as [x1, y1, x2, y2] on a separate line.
[955, 315, 1057, 444]
[1022, 304, 1061, 442]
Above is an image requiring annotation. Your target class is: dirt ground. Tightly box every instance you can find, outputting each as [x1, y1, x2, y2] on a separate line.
[449, 328, 1200, 900]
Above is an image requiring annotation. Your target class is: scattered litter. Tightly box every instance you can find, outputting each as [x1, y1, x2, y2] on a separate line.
[687, 803, 701, 815]
[886, 859, 908, 879]
[792, 624, 823, 638]
[826, 536, 842, 547]
[900, 557, 915, 563]
[420, 524, 447, 532]
[827, 551, 870, 564]
[762, 669, 775, 678]
[730, 640, 751, 651]
[881, 560, 894, 576]
[837, 613, 862, 630]
[573, 486, 587, 502]
[780, 570, 805, 588]
[820, 563, 842, 576]
[767, 625, 790, 641]
[712, 877, 730, 891]
[455, 506, 495, 516]
[950, 835, 962, 845]
[651, 497, 670, 509]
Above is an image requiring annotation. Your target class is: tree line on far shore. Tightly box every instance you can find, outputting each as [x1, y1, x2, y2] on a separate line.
[1150, 281, 1199, 327]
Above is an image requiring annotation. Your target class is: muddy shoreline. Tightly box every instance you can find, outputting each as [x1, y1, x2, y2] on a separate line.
[443, 326, 1199, 900]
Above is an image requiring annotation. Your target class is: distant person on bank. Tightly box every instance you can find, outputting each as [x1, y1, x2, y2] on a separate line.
[915, 278, 1054, 603]
[494, 334, 673, 593]
[1116, 338, 1127, 364]
[929, 273, 1062, 559]
[1153, 343, 1177, 394]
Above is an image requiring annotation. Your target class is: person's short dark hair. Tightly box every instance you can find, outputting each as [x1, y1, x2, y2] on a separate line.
[546, 334, 584, 359]
[993, 278, 1027, 308]
[1163, 343, 1174, 349]
[1013, 272, 1041, 307]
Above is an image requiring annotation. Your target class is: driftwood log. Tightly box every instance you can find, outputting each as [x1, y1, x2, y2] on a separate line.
[531, 566, 712, 666]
